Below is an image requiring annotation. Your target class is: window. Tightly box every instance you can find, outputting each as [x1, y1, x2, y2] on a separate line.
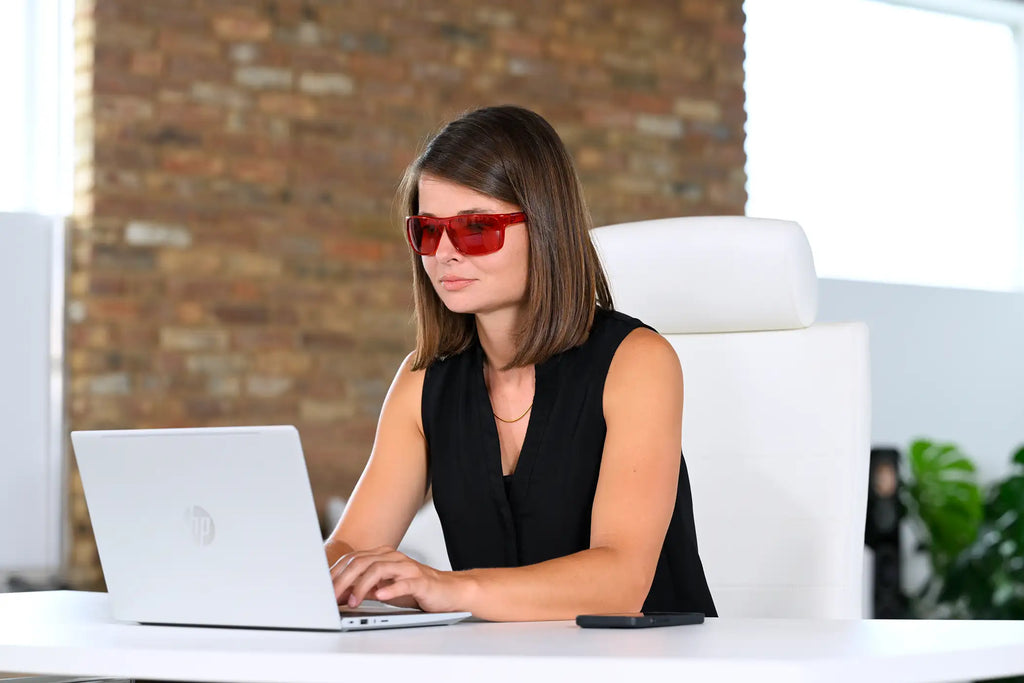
[0, 0, 74, 215]
[743, 0, 1024, 291]
[0, 0, 72, 574]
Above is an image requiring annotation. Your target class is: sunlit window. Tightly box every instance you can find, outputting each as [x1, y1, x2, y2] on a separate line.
[0, 0, 74, 216]
[744, 0, 1023, 291]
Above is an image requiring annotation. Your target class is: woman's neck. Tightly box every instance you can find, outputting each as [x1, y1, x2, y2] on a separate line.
[476, 308, 527, 378]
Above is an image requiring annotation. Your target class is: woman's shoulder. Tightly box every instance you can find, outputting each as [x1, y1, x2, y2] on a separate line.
[392, 350, 428, 395]
[594, 305, 644, 327]
[604, 322, 683, 413]
[552, 307, 671, 381]
[592, 308, 680, 384]
[588, 307, 658, 346]
[372, 351, 429, 437]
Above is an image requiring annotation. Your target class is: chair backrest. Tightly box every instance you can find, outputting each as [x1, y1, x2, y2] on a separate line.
[592, 216, 871, 619]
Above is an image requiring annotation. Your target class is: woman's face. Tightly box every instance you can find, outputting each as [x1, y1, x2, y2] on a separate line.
[417, 173, 530, 317]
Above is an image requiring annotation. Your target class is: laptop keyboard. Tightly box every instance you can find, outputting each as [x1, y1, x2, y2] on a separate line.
[339, 600, 423, 616]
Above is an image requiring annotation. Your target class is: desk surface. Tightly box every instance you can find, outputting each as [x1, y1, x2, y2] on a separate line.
[2, 591, 1024, 683]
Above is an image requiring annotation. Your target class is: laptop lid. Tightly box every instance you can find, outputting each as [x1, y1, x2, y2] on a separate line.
[71, 425, 469, 631]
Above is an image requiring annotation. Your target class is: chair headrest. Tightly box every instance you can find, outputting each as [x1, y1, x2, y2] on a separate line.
[591, 216, 818, 334]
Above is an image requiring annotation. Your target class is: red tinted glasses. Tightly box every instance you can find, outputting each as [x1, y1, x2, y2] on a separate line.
[405, 212, 527, 256]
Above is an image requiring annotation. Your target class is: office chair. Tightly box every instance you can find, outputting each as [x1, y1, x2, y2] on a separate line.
[591, 216, 871, 619]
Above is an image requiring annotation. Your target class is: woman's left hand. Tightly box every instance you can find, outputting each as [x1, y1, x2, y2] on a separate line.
[330, 546, 470, 614]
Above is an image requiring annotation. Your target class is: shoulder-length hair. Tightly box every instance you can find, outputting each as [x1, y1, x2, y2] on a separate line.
[398, 105, 613, 371]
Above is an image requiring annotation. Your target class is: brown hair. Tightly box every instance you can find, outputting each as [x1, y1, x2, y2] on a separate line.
[398, 105, 613, 371]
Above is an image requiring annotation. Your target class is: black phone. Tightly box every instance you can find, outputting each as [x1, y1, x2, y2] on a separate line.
[575, 612, 705, 629]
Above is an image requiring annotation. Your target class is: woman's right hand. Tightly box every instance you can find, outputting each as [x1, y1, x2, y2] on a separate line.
[330, 546, 423, 609]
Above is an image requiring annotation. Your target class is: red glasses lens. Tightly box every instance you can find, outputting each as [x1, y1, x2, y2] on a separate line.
[406, 214, 511, 256]
[448, 215, 505, 255]
[407, 218, 442, 255]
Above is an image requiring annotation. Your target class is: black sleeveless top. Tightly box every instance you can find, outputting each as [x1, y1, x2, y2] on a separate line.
[423, 308, 717, 616]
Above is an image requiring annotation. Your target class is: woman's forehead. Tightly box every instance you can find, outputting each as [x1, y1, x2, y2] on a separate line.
[417, 174, 520, 214]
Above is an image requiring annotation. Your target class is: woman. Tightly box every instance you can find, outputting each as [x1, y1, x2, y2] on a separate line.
[324, 105, 716, 621]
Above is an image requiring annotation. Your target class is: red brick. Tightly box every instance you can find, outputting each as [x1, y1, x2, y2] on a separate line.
[229, 157, 288, 185]
[89, 298, 143, 320]
[162, 149, 225, 176]
[302, 331, 355, 351]
[211, 13, 273, 42]
[176, 301, 206, 324]
[95, 20, 154, 49]
[161, 327, 230, 352]
[323, 238, 387, 261]
[165, 54, 233, 84]
[213, 304, 270, 325]
[233, 328, 299, 351]
[95, 94, 154, 121]
[157, 29, 220, 57]
[255, 92, 317, 118]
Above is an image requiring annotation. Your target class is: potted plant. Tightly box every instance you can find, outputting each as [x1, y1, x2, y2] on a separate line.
[902, 440, 1024, 620]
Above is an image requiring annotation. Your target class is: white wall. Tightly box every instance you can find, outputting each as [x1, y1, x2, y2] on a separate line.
[817, 278, 1024, 482]
[0, 213, 63, 572]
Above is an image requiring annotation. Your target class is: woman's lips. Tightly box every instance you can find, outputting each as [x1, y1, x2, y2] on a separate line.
[440, 278, 474, 291]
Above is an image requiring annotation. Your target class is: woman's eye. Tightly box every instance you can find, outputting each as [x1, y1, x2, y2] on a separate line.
[465, 222, 486, 232]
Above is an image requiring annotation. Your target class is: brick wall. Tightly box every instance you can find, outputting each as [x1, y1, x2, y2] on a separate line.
[68, 0, 748, 587]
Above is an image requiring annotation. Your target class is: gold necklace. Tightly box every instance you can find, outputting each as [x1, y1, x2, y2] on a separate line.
[483, 361, 534, 423]
[493, 403, 533, 423]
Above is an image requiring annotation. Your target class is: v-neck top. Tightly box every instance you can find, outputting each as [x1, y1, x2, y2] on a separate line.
[422, 307, 717, 615]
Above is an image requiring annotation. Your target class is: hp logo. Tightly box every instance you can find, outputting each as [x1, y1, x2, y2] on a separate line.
[186, 505, 216, 546]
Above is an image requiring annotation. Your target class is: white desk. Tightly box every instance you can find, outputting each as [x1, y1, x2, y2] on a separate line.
[2, 591, 1024, 683]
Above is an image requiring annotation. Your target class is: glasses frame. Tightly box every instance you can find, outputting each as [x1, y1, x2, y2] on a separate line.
[405, 212, 527, 256]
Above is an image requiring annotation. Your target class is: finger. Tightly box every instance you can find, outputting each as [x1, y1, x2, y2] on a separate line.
[334, 557, 371, 602]
[373, 577, 419, 603]
[330, 547, 393, 577]
[337, 550, 406, 583]
[348, 561, 418, 607]
[348, 561, 417, 606]
[330, 553, 357, 581]
[332, 550, 403, 600]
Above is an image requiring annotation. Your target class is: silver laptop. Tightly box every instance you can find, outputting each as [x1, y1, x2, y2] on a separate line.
[71, 425, 471, 631]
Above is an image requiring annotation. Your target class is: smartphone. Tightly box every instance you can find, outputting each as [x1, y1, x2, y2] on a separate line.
[575, 612, 705, 629]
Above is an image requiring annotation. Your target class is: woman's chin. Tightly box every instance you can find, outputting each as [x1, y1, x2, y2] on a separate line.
[438, 296, 479, 315]
[436, 291, 519, 317]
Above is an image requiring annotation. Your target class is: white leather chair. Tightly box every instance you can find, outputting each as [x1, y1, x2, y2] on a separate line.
[591, 216, 871, 619]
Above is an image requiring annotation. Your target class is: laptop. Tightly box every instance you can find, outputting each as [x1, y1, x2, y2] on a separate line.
[71, 425, 471, 631]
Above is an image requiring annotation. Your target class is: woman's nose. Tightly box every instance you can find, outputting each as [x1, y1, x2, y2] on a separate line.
[433, 226, 461, 261]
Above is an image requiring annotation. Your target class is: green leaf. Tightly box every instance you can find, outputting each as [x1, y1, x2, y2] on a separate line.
[906, 440, 983, 569]
[987, 478, 1024, 547]
[1012, 445, 1024, 467]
